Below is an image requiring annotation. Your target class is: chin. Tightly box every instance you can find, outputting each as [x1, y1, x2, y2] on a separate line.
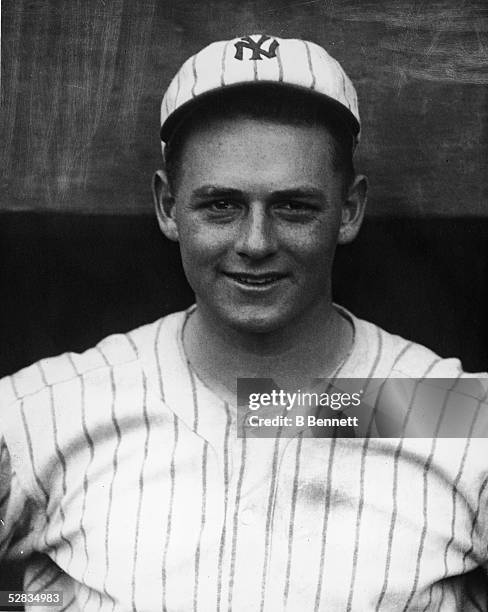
[222, 308, 293, 335]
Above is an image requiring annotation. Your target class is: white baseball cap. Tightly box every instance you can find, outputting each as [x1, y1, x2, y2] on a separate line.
[160, 34, 360, 147]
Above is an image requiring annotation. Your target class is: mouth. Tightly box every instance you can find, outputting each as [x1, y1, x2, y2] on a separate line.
[223, 272, 287, 288]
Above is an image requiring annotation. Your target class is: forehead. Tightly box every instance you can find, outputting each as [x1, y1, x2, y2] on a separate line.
[175, 115, 340, 192]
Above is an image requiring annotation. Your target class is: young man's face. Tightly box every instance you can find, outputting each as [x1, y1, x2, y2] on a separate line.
[159, 115, 363, 334]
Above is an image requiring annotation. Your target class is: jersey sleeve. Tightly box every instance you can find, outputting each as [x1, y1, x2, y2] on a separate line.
[0, 377, 36, 563]
[0, 435, 15, 559]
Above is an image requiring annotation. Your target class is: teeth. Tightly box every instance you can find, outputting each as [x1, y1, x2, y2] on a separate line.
[235, 275, 276, 285]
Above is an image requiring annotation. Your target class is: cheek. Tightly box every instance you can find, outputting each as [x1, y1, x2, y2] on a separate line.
[175, 211, 209, 254]
[176, 224, 230, 275]
[281, 219, 340, 261]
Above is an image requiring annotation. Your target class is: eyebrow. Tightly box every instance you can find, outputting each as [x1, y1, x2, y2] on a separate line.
[191, 185, 325, 199]
[271, 187, 324, 199]
[192, 186, 243, 198]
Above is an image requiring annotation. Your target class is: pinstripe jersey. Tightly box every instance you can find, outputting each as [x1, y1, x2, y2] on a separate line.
[1, 305, 487, 612]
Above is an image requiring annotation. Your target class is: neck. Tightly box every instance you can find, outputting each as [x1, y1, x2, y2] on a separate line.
[182, 299, 354, 403]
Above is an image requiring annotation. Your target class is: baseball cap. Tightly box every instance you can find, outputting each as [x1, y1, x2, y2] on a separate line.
[160, 34, 360, 148]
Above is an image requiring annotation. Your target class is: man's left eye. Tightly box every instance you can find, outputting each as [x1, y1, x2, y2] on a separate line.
[281, 202, 304, 210]
[276, 202, 314, 213]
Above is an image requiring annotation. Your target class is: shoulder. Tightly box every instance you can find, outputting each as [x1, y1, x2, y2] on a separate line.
[0, 311, 185, 409]
[0, 335, 134, 408]
[0, 310, 187, 505]
[342, 307, 486, 379]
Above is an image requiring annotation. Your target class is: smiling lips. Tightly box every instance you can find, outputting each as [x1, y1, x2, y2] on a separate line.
[223, 272, 287, 287]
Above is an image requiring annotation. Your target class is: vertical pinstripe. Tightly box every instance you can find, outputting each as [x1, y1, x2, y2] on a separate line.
[420, 574, 436, 611]
[227, 436, 247, 611]
[16, 391, 61, 599]
[8, 375, 50, 500]
[91, 349, 119, 609]
[174, 70, 182, 112]
[129, 364, 150, 612]
[402, 374, 463, 611]
[187, 365, 199, 431]
[181, 347, 206, 612]
[340, 69, 351, 110]
[303, 41, 316, 89]
[346, 339, 412, 611]
[331, 58, 351, 110]
[191, 54, 198, 98]
[216, 403, 232, 612]
[313, 432, 339, 611]
[37, 363, 74, 568]
[436, 384, 488, 610]
[66, 355, 96, 607]
[162, 413, 179, 612]
[193, 442, 208, 612]
[220, 41, 229, 86]
[375, 357, 441, 612]
[283, 433, 304, 608]
[18, 398, 49, 505]
[152, 319, 166, 401]
[82, 349, 110, 612]
[164, 93, 170, 123]
[368, 341, 414, 435]
[259, 435, 282, 612]
[275, 45, 284, 82]
[346, 327, 385, 611]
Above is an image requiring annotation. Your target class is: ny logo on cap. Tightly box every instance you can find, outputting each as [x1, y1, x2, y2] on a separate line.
[234, 35, 279, 61]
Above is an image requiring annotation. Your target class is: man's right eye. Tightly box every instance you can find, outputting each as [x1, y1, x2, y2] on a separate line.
[206, 200, 239, 213]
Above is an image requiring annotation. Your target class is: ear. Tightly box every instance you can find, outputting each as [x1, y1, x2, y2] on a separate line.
[338, 174, 368, 245]
[152, 169, 179, 242]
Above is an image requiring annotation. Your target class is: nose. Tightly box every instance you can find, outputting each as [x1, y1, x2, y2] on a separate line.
[234, 203, 277, 260]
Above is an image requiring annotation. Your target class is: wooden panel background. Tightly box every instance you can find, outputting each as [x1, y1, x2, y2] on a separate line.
[1, 0, 487, 216]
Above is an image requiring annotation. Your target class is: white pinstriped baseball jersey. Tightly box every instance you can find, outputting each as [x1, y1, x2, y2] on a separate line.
[1, 305, 487, 611]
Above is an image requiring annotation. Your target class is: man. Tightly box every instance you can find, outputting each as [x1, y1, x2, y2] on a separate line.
[0, 35, 487, 611]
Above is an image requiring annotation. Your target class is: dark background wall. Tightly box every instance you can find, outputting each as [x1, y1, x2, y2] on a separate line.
[0, 213, 487, 380]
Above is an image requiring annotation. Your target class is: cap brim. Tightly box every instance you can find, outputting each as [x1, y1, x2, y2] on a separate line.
[160, 81, 360, 144]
